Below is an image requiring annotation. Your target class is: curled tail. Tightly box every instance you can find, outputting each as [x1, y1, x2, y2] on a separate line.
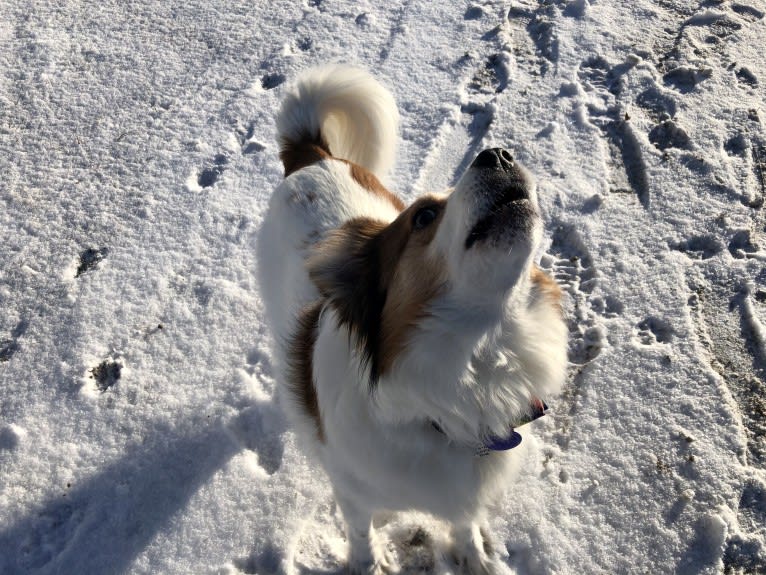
[276, 65, 399, 179]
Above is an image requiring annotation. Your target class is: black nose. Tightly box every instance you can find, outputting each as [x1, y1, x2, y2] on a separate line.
[472, 148, 514, 170]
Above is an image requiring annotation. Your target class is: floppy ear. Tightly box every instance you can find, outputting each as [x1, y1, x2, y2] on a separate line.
[307, 218, 388, 383]
[307, 217, 386, 330]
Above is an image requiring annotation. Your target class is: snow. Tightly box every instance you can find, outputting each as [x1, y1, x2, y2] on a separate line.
[1, 0, 765, 573]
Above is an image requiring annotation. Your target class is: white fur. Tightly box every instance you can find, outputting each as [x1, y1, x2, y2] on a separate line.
[257, 160, 399, 347]
[257, 66, 568, 575]
[276, 64, 399, 179]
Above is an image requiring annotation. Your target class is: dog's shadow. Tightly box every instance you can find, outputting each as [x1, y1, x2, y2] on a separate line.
[0, 406, 286, 575]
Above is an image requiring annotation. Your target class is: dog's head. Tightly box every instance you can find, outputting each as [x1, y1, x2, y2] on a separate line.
[308, 147, 549, 388]
[432, 148, 542, 301]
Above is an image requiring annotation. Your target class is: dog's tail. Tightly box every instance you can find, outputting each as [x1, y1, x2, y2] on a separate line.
[276, 65, 399, 179]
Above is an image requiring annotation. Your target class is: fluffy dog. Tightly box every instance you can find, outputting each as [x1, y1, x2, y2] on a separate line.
[257, 65, 567, 574]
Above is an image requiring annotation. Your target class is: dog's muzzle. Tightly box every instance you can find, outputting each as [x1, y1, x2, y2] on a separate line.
[471, 148, 529, 200]
[472, 147, 514, 170]
[465, 148, 536, 249]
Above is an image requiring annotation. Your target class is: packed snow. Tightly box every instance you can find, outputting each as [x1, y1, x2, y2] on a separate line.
[1, 0, 765, 573]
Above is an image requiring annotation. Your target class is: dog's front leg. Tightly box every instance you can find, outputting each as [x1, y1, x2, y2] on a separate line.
[450, 520, 502, 575]
[335, 494, 392, 574]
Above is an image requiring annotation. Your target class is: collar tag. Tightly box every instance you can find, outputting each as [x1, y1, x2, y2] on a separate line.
[476, 430, 523, 456]
[475, 400, 549, 457]
[431, 400, 549, 457]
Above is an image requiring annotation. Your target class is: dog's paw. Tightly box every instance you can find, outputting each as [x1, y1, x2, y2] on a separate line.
[450, 525, 503, 575]
[347, 554, 394, 575]
[348, 529, 396, 575]
[450, 551, 503, 575]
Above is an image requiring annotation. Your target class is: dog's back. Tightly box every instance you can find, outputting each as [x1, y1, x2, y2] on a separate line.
[257, 66, 404, 346]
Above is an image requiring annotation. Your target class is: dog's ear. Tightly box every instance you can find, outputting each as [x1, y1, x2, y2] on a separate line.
[307, 217, 386, 325]
[307, 218, 389, 383]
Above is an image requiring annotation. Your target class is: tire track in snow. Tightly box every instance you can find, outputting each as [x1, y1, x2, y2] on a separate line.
[648, 4, 766, 567]
[686, 268, 766, 571]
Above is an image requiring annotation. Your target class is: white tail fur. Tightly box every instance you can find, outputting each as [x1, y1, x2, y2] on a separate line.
[276, 65, 399, 178]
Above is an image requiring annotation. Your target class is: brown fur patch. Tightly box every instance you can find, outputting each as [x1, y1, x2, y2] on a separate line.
[280, 140, 405, 212]
[280, 140, 331, 177]
[307, 218, 391, 385]
[286, 302, 324, 441]
[379, 197, 448, 373]
[347, 162, 406, 211]
[531, 266, 563, 314]
[307, 196, 448, 384]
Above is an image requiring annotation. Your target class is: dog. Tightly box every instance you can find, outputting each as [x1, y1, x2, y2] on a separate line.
[257, 65, 567, 574]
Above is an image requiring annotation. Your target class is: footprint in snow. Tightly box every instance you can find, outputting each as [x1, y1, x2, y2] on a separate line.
[90, 359, 122, 392]
[0, 339, 20, 363]
[0, 320, 28, 363]
[197, 153, 228, 188]
[261, 73, 286, 90]
[541, 222, 607, 366]
[236, 121, 267, 156]
[228, 405, 286, 476]
[542, 222, 620, 448]
[735, 66, 759, 87]
[232, 543, 283, 575]
[0, 424, 24, 451]
[634, 316, 674, 347]
[649, 120, 691, 151]
[662, 65, 712, 93]
[75, 247, 109, 278]
[467, 53, 509, 95]
[576, 56, 650, 209]
[507, 3, 559, 76]
[636, 86, 677, 124]
[669, 235, 724, 260]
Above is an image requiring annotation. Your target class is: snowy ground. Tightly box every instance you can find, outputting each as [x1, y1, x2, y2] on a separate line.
[1, 0, 765, 573]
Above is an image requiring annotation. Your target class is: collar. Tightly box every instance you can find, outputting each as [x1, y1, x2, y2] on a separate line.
[431, 398, 548, 457]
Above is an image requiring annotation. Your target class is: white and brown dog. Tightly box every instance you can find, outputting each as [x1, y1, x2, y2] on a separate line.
[257, 65, 567, 574]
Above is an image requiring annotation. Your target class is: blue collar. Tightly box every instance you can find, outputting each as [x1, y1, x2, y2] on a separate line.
[483, 430, 524, 451]
[431, 399, 548, 457]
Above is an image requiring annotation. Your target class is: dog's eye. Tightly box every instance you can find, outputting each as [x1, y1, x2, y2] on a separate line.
[412, 206, 438, 230]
